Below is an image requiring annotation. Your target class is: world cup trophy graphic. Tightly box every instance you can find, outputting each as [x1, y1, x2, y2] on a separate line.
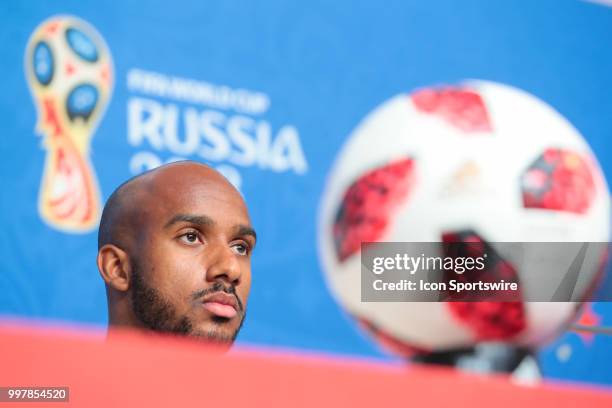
[25, 15, 113, 232]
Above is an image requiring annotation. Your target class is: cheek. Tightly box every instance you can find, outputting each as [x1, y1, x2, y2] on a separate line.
[238, 264, 252, 301]
[140, 244, 204, 299]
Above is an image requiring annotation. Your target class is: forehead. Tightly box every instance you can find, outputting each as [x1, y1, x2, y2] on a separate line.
[145, 170, 250, 228]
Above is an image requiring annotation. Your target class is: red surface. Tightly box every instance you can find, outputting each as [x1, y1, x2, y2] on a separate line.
[0, 323, 611, 407]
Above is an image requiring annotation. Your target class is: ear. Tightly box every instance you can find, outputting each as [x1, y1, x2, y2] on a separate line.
[97, 244, 131, 292]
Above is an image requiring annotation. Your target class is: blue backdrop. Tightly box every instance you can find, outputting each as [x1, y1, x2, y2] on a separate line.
[1, 0, 611, 386]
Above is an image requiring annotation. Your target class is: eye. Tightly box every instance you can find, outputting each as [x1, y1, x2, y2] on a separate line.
[179, 231, 201, 245]
[231, 242, 250, 256]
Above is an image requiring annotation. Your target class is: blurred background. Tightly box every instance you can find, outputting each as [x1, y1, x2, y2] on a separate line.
[1, 0, 612, 387]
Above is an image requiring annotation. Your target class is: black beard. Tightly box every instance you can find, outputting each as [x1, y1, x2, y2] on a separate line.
[130, 261, 246, 344]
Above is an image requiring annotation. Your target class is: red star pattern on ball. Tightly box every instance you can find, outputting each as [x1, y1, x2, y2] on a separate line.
[411, 87, 493, 133]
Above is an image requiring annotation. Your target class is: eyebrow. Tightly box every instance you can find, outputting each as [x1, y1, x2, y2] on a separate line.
[164, 214, 257, 242]
[164, 214, 215, 229]
[236, 225, 257, 242]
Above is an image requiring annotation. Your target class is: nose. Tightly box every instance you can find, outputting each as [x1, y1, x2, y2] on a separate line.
[205, 243, 242, 285]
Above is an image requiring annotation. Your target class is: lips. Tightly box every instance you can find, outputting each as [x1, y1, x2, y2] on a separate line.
[202, 292, 238, 319]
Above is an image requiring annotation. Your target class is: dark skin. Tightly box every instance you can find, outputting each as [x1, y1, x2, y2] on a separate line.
[97, 161, 255, 350]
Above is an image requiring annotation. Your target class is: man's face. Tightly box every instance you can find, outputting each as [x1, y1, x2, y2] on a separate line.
[127, 171, 255, 347]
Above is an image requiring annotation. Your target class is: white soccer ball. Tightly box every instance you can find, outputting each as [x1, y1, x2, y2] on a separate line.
[318, 80, 610, 355]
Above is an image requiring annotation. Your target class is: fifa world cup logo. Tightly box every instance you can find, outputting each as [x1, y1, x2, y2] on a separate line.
[25, 15, 113, 232]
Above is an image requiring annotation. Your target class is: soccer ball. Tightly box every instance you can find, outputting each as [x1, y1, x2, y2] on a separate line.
[317, 80, 610, 355]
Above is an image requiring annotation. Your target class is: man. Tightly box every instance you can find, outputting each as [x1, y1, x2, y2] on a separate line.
[97, 161, 255, 349]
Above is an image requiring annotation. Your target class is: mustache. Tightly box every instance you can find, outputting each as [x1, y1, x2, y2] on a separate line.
[191, 281, 244, 312]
